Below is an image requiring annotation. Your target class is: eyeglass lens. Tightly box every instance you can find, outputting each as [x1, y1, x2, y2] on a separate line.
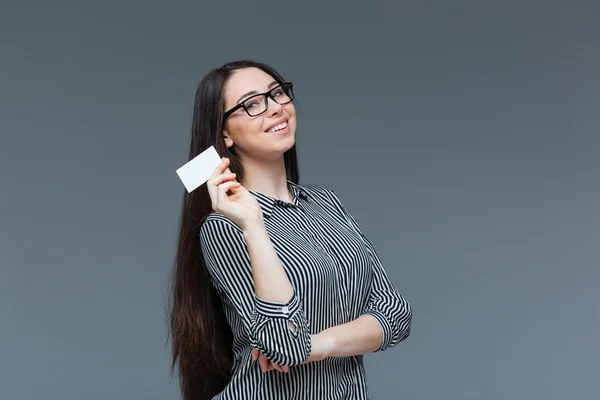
[243, 84, 293, 116]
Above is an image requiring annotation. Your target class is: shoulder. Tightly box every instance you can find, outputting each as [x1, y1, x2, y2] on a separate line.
[301, 183, 351, 218]
[202, 211, 242, 231]
[199, 211, 244, 246]
[302, 183, 342, 204]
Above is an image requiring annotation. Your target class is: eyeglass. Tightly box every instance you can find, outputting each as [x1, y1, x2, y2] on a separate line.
[223, 82, 294, 120]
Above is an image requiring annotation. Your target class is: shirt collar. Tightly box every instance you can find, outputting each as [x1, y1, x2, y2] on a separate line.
[249, 179, 309, 219]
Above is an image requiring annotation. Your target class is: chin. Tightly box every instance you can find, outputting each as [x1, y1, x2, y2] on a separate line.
[272, 135, 296, 156]
[280, 135, 296, 151]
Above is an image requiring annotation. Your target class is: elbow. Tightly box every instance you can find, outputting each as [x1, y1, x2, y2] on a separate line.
[395, 301, 412, 342]
[382, 294, 412, 349]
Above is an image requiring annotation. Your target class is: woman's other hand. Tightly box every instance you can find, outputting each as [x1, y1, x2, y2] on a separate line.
[251, 348, 289, 373]
[251, 333, 334, 373]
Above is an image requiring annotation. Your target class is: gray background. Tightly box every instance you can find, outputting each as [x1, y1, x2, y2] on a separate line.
[1, 0, 599, 399]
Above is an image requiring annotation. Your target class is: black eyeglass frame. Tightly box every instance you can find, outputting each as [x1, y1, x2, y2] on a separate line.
[223, 82, 294, 120]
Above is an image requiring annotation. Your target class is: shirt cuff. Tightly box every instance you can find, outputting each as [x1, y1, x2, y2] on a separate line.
[363, 310, 392, 351]
[255, 291, 300, 319]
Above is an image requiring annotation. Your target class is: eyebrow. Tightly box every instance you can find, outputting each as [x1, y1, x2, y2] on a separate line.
[235, 81, 280, 104]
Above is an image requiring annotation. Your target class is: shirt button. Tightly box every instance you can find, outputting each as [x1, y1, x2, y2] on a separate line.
[281, 306, 289, 315]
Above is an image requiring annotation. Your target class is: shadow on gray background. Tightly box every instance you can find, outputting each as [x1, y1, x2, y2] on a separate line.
[1, 1, 599, 399]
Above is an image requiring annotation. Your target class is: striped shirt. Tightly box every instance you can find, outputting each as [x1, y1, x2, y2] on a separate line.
[199, 179, 412, 399]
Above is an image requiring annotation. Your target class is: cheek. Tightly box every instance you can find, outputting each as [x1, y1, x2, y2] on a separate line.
[249, 117, 266, 133]
[230, 117, 264, 137]
[285, 103, 296, 118]
[286, 105, 297, 129]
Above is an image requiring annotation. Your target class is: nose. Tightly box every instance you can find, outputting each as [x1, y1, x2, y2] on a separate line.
[266, 96, 284, 116]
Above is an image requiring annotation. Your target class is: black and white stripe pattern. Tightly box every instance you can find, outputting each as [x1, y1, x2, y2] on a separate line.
[199, 180, 412, 399]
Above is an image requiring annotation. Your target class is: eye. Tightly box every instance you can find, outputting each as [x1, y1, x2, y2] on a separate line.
[245, 100, 259, 109]
[272, 88, 284, 98]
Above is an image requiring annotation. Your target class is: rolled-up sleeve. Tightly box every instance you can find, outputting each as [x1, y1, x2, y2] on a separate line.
[326, 189, 412, 351]
[199, 216, 311, 365]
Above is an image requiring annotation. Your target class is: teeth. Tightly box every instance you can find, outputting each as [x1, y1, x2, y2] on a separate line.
[268, 122, 288, 133]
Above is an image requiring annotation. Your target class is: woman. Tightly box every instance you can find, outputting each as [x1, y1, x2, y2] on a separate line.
[169, 60, 412, 400]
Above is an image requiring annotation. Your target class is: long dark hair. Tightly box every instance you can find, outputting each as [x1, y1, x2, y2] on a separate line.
[167, 60, 300, 400]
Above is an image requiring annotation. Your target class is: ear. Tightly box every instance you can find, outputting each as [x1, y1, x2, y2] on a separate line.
[223, 129, 234, 148]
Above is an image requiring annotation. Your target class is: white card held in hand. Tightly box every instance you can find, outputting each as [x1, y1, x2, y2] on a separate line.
[176, 145, 222, 193]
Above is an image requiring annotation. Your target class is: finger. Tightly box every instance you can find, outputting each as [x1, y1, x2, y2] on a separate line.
[206, 158, 232, 208]
[210, 180, 239, 211]
[263, 357, 277, 373]
[282, 366, 289, 373]
[216, 181, 241, 204]
[208, 172, 237, 188]
[208, 157, 231, 181]
[228, 180, 244, 194]
[272, 363, 285, 373]
[259, 355, 269, 373]
[251, 348, 259, 361]
[216, 180, 240, 194]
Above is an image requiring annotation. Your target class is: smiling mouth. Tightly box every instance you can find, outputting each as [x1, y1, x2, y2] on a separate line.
[266, 121, 288, 133]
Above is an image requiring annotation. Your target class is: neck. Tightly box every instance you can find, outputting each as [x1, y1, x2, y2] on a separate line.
[239, 154, 292, 203]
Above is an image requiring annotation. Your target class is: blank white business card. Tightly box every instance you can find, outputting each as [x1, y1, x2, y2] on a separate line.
[176, 145, 222, 192]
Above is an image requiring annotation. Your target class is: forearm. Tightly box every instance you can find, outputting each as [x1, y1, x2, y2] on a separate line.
[319, 314, 384, 358]
[243, 220, 294, 303]
[202, 217, 310, 365]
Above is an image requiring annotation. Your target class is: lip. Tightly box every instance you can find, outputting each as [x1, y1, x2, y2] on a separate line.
[265, 118, 288, 133]
[265, 124, 290, 136]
